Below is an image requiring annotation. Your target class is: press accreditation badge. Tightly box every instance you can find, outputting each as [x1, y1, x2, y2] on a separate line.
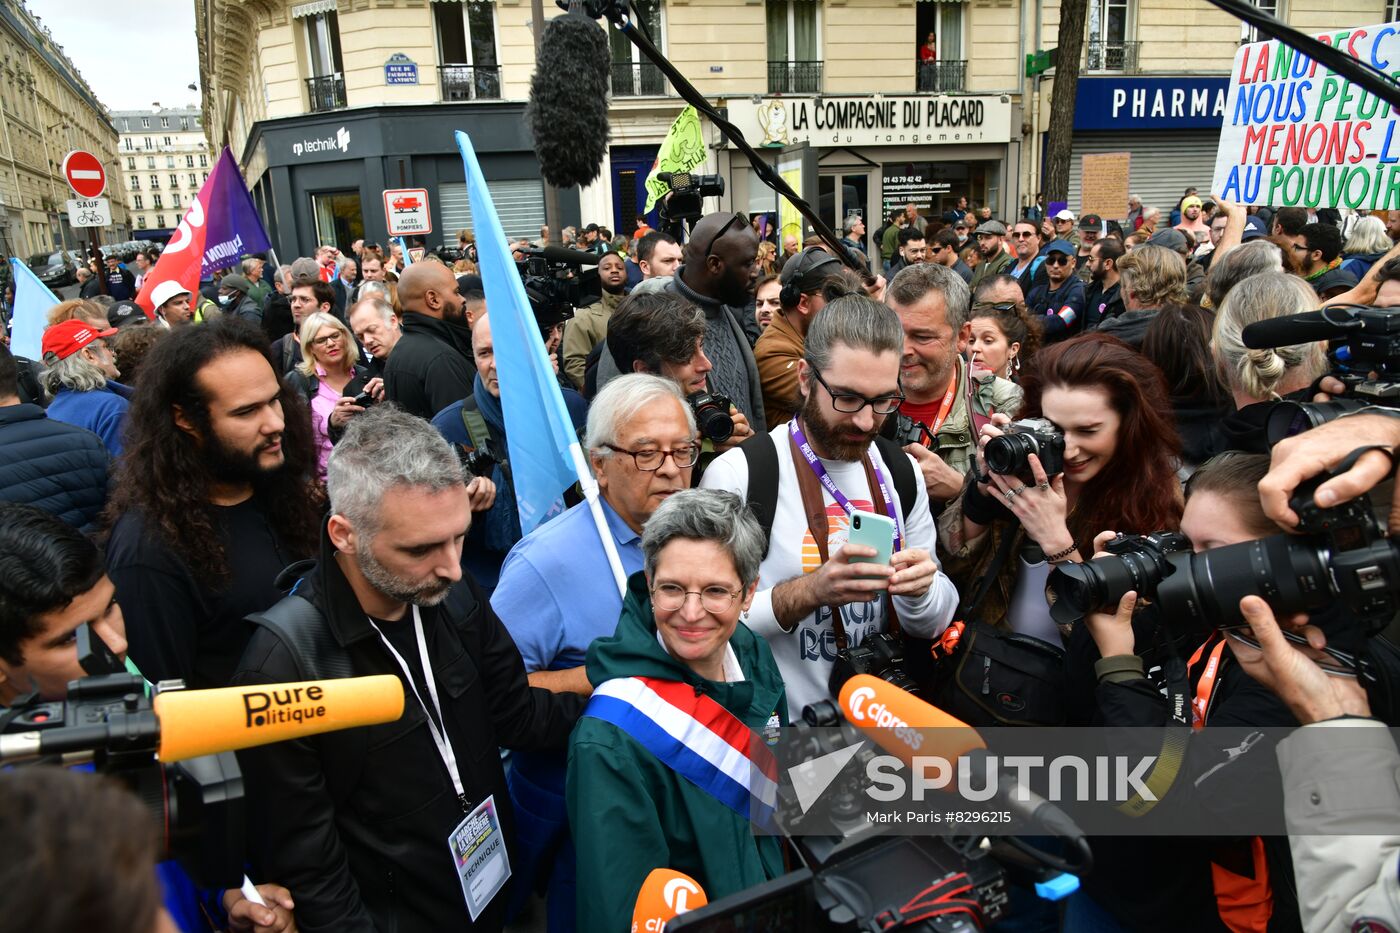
[448, 794, 511, 921]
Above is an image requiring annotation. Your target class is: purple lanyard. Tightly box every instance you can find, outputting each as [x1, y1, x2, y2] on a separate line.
[789, 419, 904, 551]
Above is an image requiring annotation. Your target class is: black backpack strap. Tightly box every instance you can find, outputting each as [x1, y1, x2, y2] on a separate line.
[739, 431, 781, 545]
[247, 594, 355, 681]
[872, 436, 918, 524]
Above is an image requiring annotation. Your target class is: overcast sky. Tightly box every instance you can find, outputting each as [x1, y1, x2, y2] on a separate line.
[23, 0, 201, 112]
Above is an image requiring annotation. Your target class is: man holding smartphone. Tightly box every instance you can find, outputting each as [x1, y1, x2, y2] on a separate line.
[701, 295, 959, 717]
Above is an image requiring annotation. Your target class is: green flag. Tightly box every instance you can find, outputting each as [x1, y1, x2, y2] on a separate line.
[644, 106, 706, 212]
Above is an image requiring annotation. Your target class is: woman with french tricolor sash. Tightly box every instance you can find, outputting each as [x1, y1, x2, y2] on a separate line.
[566, 489, 788, 930]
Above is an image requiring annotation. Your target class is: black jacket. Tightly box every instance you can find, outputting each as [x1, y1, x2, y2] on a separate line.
[263, 292, 294, 343]
[383, 312, 477, 421]
[232, 524, 584, 933]
[0, 403, 109, 529]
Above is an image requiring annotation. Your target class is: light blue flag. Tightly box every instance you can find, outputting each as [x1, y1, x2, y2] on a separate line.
[8, 257, 58, 360]
[394, 237, 413, 267]
[454, 130, 577, 534]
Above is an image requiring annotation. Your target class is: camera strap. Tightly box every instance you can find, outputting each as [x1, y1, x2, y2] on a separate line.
[1187, 634, 1228, 731]
[789, 419, 904, 550]
[787, 428, 902, 649]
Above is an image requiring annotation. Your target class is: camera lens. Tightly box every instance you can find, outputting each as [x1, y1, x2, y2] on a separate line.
[985, 433, 1034, 475]
[1265, 399, 1368, 446]
[1047, 551, 1166, 625]
[1156, 535, 1332, 635]
[697, 406, 734, 443]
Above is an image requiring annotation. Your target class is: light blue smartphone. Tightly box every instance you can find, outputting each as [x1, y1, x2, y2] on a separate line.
[846, 511, 896, 577]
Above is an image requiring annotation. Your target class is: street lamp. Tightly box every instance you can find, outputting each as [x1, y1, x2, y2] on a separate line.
[42, 119, 70, 252]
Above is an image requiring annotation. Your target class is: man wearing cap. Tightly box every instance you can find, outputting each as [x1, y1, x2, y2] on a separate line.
[952, 218, 970, 249]
[1025, 239, 1086, 343]
[1075, 214, 1102, 279]
[107, 300, 148, 332]
[1052, 209, 1080, 248]
[104, 256, 136, 302]
[1174, 196, 1209, 246]
[754, 246, 852, 425]
[217, 274, 261, 324]
[968, 220, 1013, 290]
[40, 319, 132, 457]
[151, 280, 195, 329]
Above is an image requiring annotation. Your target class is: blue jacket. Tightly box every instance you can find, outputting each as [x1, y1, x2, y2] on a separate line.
[0, 403, 110, 529]
[46, 381, 132, 457]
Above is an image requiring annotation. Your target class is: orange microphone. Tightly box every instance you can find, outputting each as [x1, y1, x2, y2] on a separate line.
[632, 868, 708, 932]
[837, 674, 985, 766]
[153, 675, 406, 761]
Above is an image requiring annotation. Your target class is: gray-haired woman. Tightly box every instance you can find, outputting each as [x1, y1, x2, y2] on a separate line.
[566, 488, 787, 931]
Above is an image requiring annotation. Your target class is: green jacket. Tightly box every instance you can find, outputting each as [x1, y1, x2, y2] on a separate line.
[935, 355, 1024, 478]
[881, 222, 903, 262]
[567, 572, 788, 931]
[968, 248, 1015, 290]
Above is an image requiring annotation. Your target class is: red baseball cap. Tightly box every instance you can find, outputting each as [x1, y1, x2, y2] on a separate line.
[42, 318, 117, 360]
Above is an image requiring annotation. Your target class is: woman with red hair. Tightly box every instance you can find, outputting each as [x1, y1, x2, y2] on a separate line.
[938, 332, 1184, 647]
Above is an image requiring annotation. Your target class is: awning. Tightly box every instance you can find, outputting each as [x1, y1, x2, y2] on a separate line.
[290, 0, 337, 18]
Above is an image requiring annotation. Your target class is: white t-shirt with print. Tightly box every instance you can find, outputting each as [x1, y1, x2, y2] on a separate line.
[700, 423, 960, 718]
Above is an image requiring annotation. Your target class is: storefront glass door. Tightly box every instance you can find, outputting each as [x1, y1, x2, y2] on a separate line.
[818, 169, 873, 242]
[312, 190, 364, 251]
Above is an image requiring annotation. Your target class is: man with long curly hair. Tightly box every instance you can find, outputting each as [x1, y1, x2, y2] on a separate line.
[104, 317, 323, 688]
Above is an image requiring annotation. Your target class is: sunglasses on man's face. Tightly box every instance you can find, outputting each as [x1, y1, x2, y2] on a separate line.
[1045, 254, 1073, 266]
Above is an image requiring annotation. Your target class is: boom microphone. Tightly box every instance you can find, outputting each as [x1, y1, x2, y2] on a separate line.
[632, 868, 707, 932]
[527, 8, 612, 188]
[1240, 309, 1346, 349]
[0, 675, 405, 763]
[836, 676, 1089, 856]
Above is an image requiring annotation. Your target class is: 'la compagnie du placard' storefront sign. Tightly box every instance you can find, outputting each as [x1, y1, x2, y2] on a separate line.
[726, 95, 1013, 148]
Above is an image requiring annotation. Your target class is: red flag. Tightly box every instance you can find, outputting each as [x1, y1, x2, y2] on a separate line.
[134, 193, 208, 318]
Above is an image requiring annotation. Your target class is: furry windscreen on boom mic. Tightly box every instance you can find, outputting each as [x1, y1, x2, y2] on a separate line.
[527, 9, 611, 188]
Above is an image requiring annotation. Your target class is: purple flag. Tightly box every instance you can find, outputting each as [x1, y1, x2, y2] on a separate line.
[199, 147, 272, 278]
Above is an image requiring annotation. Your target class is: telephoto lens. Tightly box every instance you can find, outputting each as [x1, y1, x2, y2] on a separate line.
[1264, 398, 1368, 446]
[1047, 533, 1189, 626]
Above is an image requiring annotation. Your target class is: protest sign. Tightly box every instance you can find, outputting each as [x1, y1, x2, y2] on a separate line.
[1213, 23, 1400, 209]
[1080, 152, 1131, 220]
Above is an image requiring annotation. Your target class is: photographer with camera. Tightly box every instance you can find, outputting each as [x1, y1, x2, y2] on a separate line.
[1066, 453, 1302, 931]
[885, 265, 1023, 506]
[752, 247, 859, 426]
[701, 295, 957, 716]
[0, 503, 298, 933]
[431, 312, 574, 592]
[937, 333, 1182, 717]
[603, 292, 752, 470]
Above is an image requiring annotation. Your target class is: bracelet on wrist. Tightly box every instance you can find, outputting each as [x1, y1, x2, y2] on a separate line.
[1044, 542, 1077, 563]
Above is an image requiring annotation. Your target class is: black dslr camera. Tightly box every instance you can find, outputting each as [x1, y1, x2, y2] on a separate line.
[984, 418, 1065, 481]
[656, 171, 725, 230]
[1047, 532, 1190, 626]
[516, 247, 595, 328]
[828, 632, 922, 700]
[1049, 473, 1400, 640]
[688, 390, 734, 443]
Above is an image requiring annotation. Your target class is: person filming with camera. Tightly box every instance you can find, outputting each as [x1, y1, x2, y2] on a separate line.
[700, 294, 958, 718]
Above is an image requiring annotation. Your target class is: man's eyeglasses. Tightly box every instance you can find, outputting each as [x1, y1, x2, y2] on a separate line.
[604, 443, 701, 471]
[1045, 255, 1073, 267]
[810, 367, 904, 414]
[1010, 231, 1038, 239]
[651, 583, 743, 613]
[698, 212, 749, 259]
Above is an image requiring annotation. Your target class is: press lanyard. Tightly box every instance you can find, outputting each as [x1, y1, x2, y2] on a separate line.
[926, 370, 960, 435]
[1187, 635, 1227, 731]
[789, 419, 904, 551]
[369, 606, 467, 807]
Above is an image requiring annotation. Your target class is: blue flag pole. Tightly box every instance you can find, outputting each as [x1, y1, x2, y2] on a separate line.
[453, 130, 626, 595]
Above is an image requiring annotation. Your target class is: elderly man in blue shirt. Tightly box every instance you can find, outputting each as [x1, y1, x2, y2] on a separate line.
[491, 372, 698, 932]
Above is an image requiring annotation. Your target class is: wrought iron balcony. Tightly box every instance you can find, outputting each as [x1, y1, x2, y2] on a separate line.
[767, 60, 823, 94]
[1085, 40, 1141, 73]
[610, 60, 666, 97]
[305, 74, 346, 113]
[439, 65, 503, 101]
[917, 59, 967, 93]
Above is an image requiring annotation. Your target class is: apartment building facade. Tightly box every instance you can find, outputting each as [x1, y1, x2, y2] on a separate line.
[197, 0, 1389, 252]
[0, 0, 127, 260]
[112, 107, 216, 240]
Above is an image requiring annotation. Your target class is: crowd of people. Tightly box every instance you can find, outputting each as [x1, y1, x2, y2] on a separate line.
[1, 189, 1399, 933]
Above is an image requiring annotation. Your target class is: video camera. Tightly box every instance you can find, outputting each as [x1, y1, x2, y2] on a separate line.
[1047, 473, 1399, 652]
[655, 171, 724, 232]
[1240, 304, 1400, 443]
[0, 625, 244, 888]
[514, 245, 599, 329]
